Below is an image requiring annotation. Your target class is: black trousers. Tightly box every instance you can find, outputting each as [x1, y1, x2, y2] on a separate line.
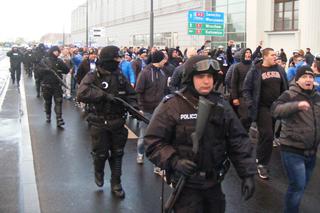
[256, 106, 275, 165]
[90, 125, 128, 182]
[42, 85, 63, 118]
[10, 67, 21, 84]
[174, 184, 225, 213]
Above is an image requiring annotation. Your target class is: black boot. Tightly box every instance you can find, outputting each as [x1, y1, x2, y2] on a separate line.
[57, 117, 65, 127]
[109, 149, 125, 199]
[46, 114, 51, 123]
[94, 171, 104, 187]
[92, 152, 107, 187]
[110, 179, 125, 199]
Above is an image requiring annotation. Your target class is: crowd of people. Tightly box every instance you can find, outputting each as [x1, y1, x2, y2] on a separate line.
[6, 40, 320, 212]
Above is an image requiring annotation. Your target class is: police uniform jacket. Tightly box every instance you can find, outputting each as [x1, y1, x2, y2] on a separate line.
[40, 56, 69, 86]
[77, 67, 138, 128]
[145, 88, 256, 189]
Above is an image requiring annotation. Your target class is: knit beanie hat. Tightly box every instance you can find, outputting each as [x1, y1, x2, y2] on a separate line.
[295, 66, 314, 81]
[151, 50, 165, 63]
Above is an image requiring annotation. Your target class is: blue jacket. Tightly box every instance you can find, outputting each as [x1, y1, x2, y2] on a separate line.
[120, 60, 135, 85]
[286, 61, 306, 82]
[242, 62, 288, 121]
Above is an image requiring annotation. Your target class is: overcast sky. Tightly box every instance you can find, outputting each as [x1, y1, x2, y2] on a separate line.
[0, 0, 86, 41]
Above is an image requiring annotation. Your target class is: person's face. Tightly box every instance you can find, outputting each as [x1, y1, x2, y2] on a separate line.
[294, 57, 304, 64]
[140, 53, 148, 60]
[89, 54, 96, 61]
[172, 50, 178, 58]
[264, 50, 277, 66]
[193, 73, 214, 95]
[244, 50, 252, 60]
[296, 74, 314, 90]
[125, 54, 132, 61]
[276, 59, 282, 66]
[53, 50, 60, 57]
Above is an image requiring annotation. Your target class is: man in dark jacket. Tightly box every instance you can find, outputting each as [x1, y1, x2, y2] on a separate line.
[39, 46, 69, 127]
[243, 48, 288, 179]
[32, 43, 47, 97]
[230, 48, 252, 131]
[6, 45, 23, 86]
[135, 50, 168, 164]
[131, 48, 148, 83]
[271, 66, 320, 213]
[145, 55, 256, 212]
[304, 48, 315, 66]
[77, 45, 138, 198]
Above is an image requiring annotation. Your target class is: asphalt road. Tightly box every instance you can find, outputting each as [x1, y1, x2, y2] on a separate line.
[9, 67, 320, 213]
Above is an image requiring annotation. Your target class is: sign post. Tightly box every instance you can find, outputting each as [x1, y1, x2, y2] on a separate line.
[187, 11, 225, 36]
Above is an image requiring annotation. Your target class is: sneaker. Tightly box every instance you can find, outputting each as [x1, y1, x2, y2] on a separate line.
[153, 166, 164, 176]
[136, 154, 144, 164]
[257, 164, 269, 179]
[273, 138, 280, 147]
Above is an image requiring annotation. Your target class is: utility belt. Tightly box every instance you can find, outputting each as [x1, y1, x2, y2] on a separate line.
[281, 145, 317, 157]
[87, 114, 126, 130]
[169, 159, 230, 186]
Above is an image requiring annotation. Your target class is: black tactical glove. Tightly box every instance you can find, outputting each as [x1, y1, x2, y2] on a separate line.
[103, 93, 114, 102]
[171, 156, 197, 177]
[241, 176, 255, 201]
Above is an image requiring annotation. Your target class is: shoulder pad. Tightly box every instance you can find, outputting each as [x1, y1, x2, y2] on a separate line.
[162, 94, 175, 103]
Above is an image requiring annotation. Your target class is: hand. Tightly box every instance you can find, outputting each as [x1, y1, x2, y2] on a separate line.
[241, 176, 255, 201]
[104, 93, 114, 102]
[171, 158, 197, 177]
[298, 101, 310, 111]
[233, 99, 240, 106]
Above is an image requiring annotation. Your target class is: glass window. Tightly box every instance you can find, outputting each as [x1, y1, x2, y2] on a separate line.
[228, 3, 245, 14]
[274, 0, 299, 31]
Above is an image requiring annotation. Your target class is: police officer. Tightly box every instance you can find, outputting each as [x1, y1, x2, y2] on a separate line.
[32, 43, 47, 97]
[40, 46, 69, 127]
[77, 45, 138, 199]
[6, 45, 23, 86]
[144, 55, 256, 212]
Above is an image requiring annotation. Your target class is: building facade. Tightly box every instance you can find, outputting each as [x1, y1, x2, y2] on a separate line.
[70, 0, 320, 54]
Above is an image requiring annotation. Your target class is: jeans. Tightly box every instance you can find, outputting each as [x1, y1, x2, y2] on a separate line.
[281, 151, 316, 213]
[137, 112, 152, 155]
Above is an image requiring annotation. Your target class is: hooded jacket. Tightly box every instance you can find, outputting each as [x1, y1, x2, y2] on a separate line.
[271, 84, 320, 153]
[230, 48, 252, 100]
[242, 61, 288, 121]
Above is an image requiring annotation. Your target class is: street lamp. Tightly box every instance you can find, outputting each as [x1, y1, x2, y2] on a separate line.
[86, 0, 89, 47]
[150, 0, 154, 48]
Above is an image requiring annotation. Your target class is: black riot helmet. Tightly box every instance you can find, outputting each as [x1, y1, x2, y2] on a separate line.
[182, 55, 220, 84]
[99, 45, 122, 62]
[98, 45, 123, 72]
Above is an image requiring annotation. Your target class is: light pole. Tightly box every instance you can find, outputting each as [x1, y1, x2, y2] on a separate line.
[86, 0, 89, 47]
[150, 0, 154, 48]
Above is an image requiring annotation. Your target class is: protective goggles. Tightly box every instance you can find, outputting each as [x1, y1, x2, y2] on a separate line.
[193, 59, 220, 72]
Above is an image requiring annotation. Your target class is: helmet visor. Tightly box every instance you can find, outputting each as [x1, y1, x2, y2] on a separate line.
[194, 59, 220, 72]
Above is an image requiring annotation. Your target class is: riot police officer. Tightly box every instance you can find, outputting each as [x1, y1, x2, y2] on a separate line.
[6, 45, 23, 86]
[144, 55, 256, 212]
[77, 45, 138, 199]
[40, 46, 69, 127]
[32, 43, 47, 97]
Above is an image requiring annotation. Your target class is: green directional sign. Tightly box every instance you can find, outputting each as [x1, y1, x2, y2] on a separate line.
[188, 10, 225, 36]
[188, 23, 224, 30]
[188, 29, 224, 36]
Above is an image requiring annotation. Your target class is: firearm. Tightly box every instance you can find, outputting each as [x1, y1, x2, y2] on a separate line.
[113, 96, 149, 124]
[89, 84, 149, 124]
[164, 96, 215, 213]
[40, 61, 70, 89]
